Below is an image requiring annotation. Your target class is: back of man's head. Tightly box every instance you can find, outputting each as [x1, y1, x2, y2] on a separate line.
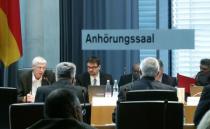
[140, 57, 159, 77]
[44, 88, 82, 121]
[200, 58, 210, 71]
[56, 62, 76, 81]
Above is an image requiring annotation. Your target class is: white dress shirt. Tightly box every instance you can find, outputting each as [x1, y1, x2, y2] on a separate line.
[31, 73, 42, 96]
[90, 73, 100, 86]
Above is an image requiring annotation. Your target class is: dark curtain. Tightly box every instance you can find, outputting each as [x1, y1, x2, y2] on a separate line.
[60, 0, 84, 74]
[60, 0, 139, 80]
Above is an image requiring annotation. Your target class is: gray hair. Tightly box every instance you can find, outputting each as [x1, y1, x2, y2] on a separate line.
[140, 57, 159, 77]
[55, 62, 76, 81]
[32, 56, 47, 66]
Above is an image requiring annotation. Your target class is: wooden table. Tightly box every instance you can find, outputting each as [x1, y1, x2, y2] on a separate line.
[91, 103, 197, 128]
[184, 105, 197, 124]
[91, 105, 115, 125]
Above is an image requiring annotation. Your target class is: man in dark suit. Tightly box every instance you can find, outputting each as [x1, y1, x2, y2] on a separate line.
[18, 56, 55, 103]
[155, 59, 177, 87]
[35, 62, 88, 103]
[118, 57, 177, 101]
[194, 85, 210, 126]
[76, 56, 113, 87]
[118, 63, 141, 87]
[27, 88, 94, 129]
[195, 58, 210, 86]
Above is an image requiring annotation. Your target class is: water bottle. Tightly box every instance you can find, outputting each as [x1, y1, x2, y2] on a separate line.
[105, 80, 112, 97]
[113, 80, 118, 98]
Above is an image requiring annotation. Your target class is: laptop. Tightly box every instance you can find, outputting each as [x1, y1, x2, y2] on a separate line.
[88, 85, 106, 102]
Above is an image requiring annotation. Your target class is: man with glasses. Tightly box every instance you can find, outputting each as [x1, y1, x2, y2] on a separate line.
[195, 58, 210, 86]
[76, 56, 113, 88]
[18, 56, 55, 103]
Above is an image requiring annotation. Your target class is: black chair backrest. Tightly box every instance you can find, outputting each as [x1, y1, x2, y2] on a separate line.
[9, 103, 91, 129]
[0, 87, 17, 129]
[126, 90, 178, 101]
[9, 103, 44, 129]
[116, 101, 183, 129]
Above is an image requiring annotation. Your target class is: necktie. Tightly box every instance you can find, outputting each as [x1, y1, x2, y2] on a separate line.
[93, 79, 97, 85]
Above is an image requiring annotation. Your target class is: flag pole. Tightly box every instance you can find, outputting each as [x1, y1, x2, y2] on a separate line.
[3, 67, 8, 87]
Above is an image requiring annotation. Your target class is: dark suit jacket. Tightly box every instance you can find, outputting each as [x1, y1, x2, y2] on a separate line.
[18, 70, 55, 97]
[35, 79, 89, 103]
[118, 74, 133, 87]
[118, 76, 177, 101]
[161, 73, 177, 87]
[76, 72, 113, 88]
[27, 118, 95, 129]
[194, 85, 210, 126]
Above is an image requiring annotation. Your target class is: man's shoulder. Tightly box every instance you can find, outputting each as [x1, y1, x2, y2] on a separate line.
[100, 72, 112, 77]
[37, 85, 52, 92]
[120, 74, 132, 79]
[27, 118, 95, 129]
[19, 70, 32, 78]
[120, 82, 133, 91]
[152, 80, 176, 90]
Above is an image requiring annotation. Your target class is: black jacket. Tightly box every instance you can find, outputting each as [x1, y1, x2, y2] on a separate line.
[35, 79, 89, 103]
[194, 85, 210, 126]
[18, 70, 55, 97]
[27, 118, 95, 129]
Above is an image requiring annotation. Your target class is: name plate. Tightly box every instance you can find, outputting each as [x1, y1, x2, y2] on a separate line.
[82, 29, 194, 50]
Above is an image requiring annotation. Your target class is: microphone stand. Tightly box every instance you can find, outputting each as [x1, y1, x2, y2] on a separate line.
[82, 89, 86, 116]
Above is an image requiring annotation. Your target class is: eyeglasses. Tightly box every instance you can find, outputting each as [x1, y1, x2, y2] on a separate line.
[87, 66, 99, 69]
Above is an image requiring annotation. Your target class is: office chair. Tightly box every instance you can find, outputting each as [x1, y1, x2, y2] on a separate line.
[9, 103, 44, 129]
[9, 103, 91, 129]
[116, 101, 183, 129]
[126, 90, 178, 101]
[0, 87, 17, 129]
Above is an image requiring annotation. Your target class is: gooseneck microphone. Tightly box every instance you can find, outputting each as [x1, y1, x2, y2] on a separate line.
[81, 89, 86, 116]
[43, 76, 51, 85]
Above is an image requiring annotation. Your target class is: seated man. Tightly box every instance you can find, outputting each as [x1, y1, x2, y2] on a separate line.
[194, 85, 210, 126]
[118, 63, 141, 87]
[27, 89, 94, 129]
[112, 57, 177, 122]
[76, 56, 113, 87]
[118, 57, 176, 101]
[18, 56, 55, 103]
[195, 58, 210, 86]
[155, 59, 177, 87]
[35, 62, 88, 103]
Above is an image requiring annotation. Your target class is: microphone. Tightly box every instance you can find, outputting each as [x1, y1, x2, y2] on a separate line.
[81, 89, 87, 116]
[43, 76, 51, 85]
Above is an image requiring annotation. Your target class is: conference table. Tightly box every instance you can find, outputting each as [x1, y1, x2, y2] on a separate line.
[90, 97, 196, 129]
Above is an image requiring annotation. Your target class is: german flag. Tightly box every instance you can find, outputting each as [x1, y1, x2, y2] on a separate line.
[0, 0, 22, 67]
